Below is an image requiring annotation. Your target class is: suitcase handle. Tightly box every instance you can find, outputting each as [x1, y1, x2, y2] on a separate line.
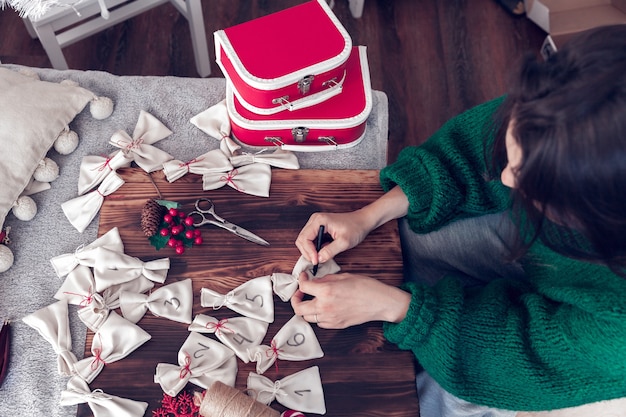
[270, 70, 346, 112]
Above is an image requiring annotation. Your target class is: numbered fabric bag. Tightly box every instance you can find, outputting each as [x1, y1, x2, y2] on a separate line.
[215, 0, 352, 115]
[227, 46, 372, 151]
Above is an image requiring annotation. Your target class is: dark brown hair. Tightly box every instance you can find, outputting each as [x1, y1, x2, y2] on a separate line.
[490, 24, 626, 274]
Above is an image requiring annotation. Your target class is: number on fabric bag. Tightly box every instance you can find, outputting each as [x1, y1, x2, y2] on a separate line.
[245, 293, 264, 307]
[194, 342, 211, 358]
[164, 297, 181, 310]
[232, 332, 254, 345]
[286, 332, 305, 347]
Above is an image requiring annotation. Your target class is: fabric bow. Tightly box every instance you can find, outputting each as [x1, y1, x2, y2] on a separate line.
[188, 314, 268, 363]
[190, 99, 241, 155]
[73, 311, 151, 383]
[60, 376, 148, 417]
[247, 315, 323, 375]
[271, 255, 342, 302]
[162, 149, 233, 183]
[230, 148, 300, 170]
[247, 366, 326, 415]
[62, 172, 125, 233]
[54, 265, 155, 332]
[50, 227, 125, 278]
[200, 275, 274, 323]
[77, 151, 131, 195]
[92, 248, 170, 292]
[154, 332, 237, 397]
[22, 300, 78, 376]
[202, 164, 271, 198]
[119, 278, 193, 324]
[53, 265, 109, 332]
[109, 110, 174, 172]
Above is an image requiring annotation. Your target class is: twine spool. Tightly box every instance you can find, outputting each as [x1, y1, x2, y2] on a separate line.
[196, 381, 280, 417]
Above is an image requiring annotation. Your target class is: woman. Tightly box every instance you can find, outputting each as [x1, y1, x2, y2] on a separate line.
[292, 25, 626, 416]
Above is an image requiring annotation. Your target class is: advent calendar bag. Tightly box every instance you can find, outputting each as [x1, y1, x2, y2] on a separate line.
[227, 46, 372, 151]
[214, 0, 352, 115]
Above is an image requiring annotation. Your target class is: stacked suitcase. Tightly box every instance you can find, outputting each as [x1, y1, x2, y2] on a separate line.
[214, 0, 373, 151]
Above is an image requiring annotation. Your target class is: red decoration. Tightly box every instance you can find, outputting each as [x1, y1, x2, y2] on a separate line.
[148, 200, 203, 255]
[152, 390, 201, 417]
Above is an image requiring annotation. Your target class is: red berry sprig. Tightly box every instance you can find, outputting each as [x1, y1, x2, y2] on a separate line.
[148, 203, 203, 254]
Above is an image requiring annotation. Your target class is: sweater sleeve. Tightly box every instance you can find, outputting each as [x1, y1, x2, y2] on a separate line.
[380, 97, 510, 233]
[384, 248, 626, 411]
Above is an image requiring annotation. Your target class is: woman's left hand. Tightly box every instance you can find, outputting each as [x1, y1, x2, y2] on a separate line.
[290, 272, 411, 329]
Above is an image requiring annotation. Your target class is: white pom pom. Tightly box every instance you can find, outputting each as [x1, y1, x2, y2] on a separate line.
[12, 196, 37, 221]
[54, 129, 79, 154]
[33, 157, 59, 183]
[90, 96, 114, 120]
[60, 79, 79, 87]
[0, 245, 14, 273]
[19, 68, 40, 81]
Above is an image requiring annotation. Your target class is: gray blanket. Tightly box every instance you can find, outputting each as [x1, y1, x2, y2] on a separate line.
[0, 63, 388, 417]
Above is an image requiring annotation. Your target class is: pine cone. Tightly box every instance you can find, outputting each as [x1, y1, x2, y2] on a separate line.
[141, 199, 166, 237]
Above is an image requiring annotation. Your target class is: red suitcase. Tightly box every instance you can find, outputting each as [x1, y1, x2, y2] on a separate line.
[214, 0, 352, 115]
[227, 46, 372, 151]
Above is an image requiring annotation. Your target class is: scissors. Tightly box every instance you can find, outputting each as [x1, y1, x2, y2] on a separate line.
[188, 198, 270, 247]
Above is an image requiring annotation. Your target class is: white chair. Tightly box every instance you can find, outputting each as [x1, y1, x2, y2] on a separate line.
[348, 0, 364, 18]
[22, 0, 211, 77]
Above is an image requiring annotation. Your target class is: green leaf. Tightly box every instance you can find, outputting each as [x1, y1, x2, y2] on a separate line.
[156, 200, 180, 209]
[149, 232, 169, 250]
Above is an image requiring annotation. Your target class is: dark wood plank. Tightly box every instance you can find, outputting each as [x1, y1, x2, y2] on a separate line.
[78, 167, 417, 416]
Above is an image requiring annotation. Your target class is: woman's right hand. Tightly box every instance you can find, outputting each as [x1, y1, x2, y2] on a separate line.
[296, 186, 410, 264]
[295, 210, 373, 265]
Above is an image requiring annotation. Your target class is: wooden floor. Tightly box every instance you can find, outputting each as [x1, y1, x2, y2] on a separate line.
[0, 0, 546, 163]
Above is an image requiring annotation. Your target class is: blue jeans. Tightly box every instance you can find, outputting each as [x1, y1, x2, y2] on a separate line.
[398, 212, 525, 417]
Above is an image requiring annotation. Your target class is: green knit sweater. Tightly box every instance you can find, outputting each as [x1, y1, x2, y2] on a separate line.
[380, 98, 626, 411]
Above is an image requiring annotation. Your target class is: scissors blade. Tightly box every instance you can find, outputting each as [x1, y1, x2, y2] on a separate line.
[218, 220, 270, 247]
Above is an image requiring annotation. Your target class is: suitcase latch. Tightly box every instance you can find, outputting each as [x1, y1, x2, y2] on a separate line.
[298, 75, 314, 95]
[292, 127, 309, 143]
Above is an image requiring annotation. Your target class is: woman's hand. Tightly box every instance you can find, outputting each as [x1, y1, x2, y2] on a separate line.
[291, 272, 411, 329]
[295, 186, 410, 266]
[295, 211, 373, 266]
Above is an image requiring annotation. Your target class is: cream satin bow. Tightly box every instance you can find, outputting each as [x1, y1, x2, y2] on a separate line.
[109, 110, 174, 172]
[202, 164, 271, 198]
[60, 376, 148, 417]
[230, 148, 300, 170]
[271, 255, 342, 302]
[92, 248, 170, 292]
[73, 311, 151, 383]
[247, 315, 324, 375]
[79, 277, 156, 331]
[22, 300, 78, 376]
[53, 265, 108, 332]
[162, 149, 233, 183]
[247, 366, 326, 415]
[77, 151, 132, 195]
[50, 227, 125, 278]
[200, 275, 274, 323]
[62, 172, 125, 233]
[154, 332, 237, 397]
[119, 278, 193, 324]
[54, 265, 156, 332]
[188, 314, 269, 362]
[189, 99, 229, 139]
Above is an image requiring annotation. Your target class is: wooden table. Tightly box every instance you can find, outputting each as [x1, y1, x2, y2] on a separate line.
[79, 167, 419, 417]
